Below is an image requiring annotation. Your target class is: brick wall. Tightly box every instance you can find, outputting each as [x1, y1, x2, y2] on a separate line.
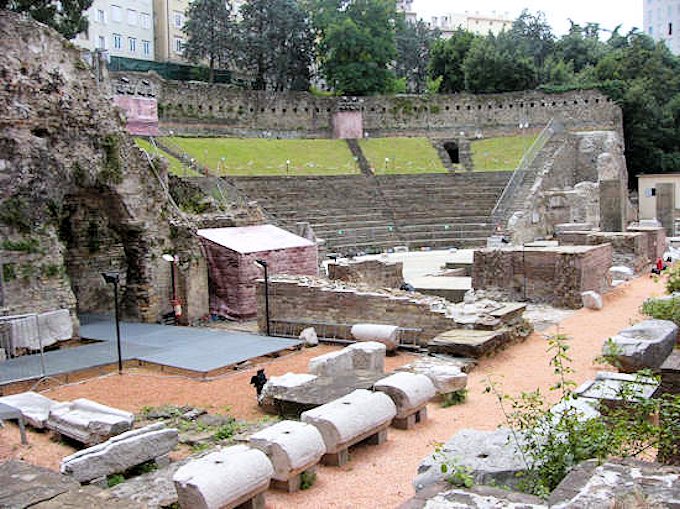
[627, 226, 666, 262]
[203, 242, 319, 318]
[327, 259, 403, 288]
[557, 231, 649, 272]
[472, 245, 612, 308]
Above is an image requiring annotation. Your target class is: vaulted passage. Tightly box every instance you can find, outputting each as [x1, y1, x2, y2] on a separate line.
[443, 142, 460, 164]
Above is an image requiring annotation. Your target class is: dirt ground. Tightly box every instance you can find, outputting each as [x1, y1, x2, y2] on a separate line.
[0, 275, 667, 508]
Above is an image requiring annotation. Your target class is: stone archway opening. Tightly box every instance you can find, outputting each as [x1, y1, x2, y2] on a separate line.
[443, 141, 460, 164]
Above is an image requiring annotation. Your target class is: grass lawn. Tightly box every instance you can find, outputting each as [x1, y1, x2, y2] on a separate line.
[134, 138, 201, 177]
[159, 137, 359, 176]
[358, 137, 447, 174]
[470, 134, 537, 172]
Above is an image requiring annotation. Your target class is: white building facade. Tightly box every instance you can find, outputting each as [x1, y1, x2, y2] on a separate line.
[644, 0, 680, 54]
[75, 0, 155, 61]
[428, 11, 512, 38]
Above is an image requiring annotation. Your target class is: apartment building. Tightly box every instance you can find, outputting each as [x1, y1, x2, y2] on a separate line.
[75, 0, 155, 60]
[153, 0, 190, 62]
[644, 0, 680, 54]
[429, 11, 512, 38]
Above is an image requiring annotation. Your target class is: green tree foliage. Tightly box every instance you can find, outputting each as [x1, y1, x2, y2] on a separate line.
[182, 0, 237, 83]
[395, 19, 439, 94]
[239, 0, 315, 91]
[507, 10, 554, 69]
[309, 0, 400, 95]
[428, 29, 476, 93]
[554, 22, 607, 73]
[1, 0, 92, 39]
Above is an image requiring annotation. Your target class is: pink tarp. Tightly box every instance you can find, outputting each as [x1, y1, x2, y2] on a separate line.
[113, 96, 159, 136]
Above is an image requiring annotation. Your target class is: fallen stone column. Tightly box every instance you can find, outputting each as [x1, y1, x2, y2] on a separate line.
[345, 341, 386, 373]
[395, 358, 468, 401]
[301, 389, 396, 466]
[60, 423, 179, 483]
[0, 391, 59, 429]
[173, 445, 273, 509]
[258, 373, 317, 414]
[604, 319, 677, 373]
[350, 323, 399, 351]
[374, 372, 436, 429]
[248, 420, 325, 492]
[47, 398, 134, 446]
[308, 350, 353, 377]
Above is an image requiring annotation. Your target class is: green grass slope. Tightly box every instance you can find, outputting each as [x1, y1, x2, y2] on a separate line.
[134, 138, 201, 177]
[470, 134, 537, 172]
[358, 137, 447, 174]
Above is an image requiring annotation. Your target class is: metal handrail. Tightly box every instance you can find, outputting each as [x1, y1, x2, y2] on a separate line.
[490, 118, 563, 224]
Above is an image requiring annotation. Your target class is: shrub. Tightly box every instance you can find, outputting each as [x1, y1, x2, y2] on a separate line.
[641, 296, 680, 325]
[666, 264, 680, 294]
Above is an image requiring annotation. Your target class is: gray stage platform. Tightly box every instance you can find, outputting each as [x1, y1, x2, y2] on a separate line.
[0, 318, 301, 385]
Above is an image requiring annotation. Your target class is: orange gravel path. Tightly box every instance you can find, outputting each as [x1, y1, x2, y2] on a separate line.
[0, 275, 666, 508]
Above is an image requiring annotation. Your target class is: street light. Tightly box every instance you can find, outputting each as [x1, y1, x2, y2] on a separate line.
[162, 253, 181, 324]
[286, 160, 291, 175]
[101, 271, 123, 374]
[254, 259, 270, 336]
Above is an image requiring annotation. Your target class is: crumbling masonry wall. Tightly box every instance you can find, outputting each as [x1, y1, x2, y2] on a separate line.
[556, 231, 649, 273]
[472, 245, 612, 309]
[327, 259, 404, 288]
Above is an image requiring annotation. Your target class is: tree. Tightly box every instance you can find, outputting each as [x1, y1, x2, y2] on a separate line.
[183, 0, 237, 83]
[1, 0, 92, 39]
[554, 22, 607, 73]
[508, 10, 554, 69]
[428, 29, 477, 93]
[395, 19, 439, 94]
[239, 0, 315, 91]
[311, 0, 400, 95]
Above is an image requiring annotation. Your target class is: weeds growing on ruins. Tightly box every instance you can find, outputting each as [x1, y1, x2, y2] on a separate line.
[481, 333, 680, 498]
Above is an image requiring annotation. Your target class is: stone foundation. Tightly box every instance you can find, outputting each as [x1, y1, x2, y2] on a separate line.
[556, 231, 649, 272]
[472, 245, 612, 309]
[327, 258, 403, 288]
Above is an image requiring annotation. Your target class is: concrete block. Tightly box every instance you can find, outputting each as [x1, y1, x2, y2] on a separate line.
[308, 350, 353, 377]
[581, 291, 603, 310]
[47, 399, 134, 446]
[173, 445, 273, 509]
[259, 373, 317, 414]
[301, 389, 396, 454]
[395, 358, 468, 396]
[605, 319, 677, 373]
[350, 323, 399, 351]
[414, 428, 529, 492]
[374, 372, 436, 419]
[60, 423, 179, 483]
[0, 391, 58, 429]
[248, 420, 325, 483]
[610, 265, 634, 280]
[345, 341, 386, 373]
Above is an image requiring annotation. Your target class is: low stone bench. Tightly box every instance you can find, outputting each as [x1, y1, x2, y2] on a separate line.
[604, 319, 677, 373]
[350, 323, 399, 351]
[61, 423, 179, 483]
[345, 341, 386, 373]
[248, 420, 325, 492]
[374, 372, 436, 429]
[173, 445, 273, 509]
[308, 350, 353, 377]
[301, 389, 396, 466]
[395, 358, 468, 402]
[258, 373, 317, 414]
[46, 398, 134, 446]
[0, 391, 58, 429]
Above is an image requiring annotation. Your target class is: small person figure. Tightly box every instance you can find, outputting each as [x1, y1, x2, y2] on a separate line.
[651, 257, 668, 275]
[250, 369, 268, 399]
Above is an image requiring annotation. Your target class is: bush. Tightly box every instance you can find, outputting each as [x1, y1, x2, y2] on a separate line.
[641, 296, 680, 325]
[666, 264, 680, 294]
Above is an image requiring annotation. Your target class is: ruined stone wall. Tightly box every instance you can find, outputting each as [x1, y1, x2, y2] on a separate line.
[115, 72, 622, 138]
[256, 277, 458, 343]
[327, 259, 404, 288]
[627, 226, 666, 262]
[472, 245, 612, 308]
[556, 231, 649, 272]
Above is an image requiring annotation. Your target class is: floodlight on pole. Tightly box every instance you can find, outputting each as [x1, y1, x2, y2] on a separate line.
[254, 259, 271, 336]
[101, 271, 123, 374]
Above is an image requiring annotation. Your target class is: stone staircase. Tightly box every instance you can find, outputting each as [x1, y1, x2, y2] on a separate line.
[228, 172, 510, 254]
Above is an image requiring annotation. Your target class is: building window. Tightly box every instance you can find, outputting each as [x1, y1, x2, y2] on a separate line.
[142, 39, 151, 55]
[649, 26, 654, 35]
[97, 35, 106, 49]
[173, 11, 184, 28]
[174, 36, 183, 54]
[128, 37, 136, 53]
[113, 33, 122, 50]
[669, 22, 673, 35]
[111, 5, 121, 22]
[127, 9, 137, 25]
[140, 12, 151, 29]
[96, 9, 105, 23]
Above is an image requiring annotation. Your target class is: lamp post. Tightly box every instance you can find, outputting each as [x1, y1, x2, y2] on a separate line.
[101, 271, 123, 374]
[254, 259, 270, 336]
[286, 160, 290, 175]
